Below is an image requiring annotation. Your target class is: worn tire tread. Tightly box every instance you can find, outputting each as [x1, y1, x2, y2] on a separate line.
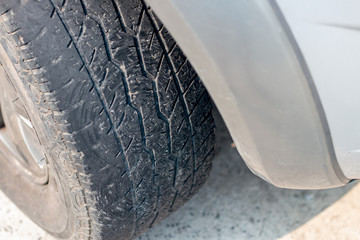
[0, 0, 215, 239]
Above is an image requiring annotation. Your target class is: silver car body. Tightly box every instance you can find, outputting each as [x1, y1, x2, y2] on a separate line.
[146, 0, 360, 189]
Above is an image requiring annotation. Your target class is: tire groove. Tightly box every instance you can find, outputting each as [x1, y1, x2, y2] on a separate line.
[47, 1, 137, 237]
[111, 1, 174, 225]
[143, 5, 199, 194]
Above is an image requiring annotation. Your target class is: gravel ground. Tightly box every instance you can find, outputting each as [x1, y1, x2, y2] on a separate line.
[0, 112, 359, 240]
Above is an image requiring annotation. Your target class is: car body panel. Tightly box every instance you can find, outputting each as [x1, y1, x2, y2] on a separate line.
[277, 0, 360, 179]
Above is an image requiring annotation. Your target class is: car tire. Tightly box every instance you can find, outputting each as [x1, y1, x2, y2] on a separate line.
[0, 0, 215, 239]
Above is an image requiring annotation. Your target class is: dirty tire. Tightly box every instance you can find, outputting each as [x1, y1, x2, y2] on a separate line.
[0, 0, 215, 239]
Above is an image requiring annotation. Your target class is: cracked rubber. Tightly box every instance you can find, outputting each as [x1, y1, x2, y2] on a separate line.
[0, 0, 215, 239]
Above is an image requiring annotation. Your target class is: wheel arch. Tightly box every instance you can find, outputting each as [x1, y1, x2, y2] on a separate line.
[146, 0, 349, 189]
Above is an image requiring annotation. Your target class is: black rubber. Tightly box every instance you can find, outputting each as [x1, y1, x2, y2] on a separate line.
[0, 0, 215, 239]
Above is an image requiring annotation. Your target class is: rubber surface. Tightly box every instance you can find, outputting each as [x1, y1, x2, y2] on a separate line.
[0, 0, 215, 239]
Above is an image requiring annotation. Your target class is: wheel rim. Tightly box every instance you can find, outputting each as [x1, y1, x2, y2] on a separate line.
[0, 58, 70, 236]
[0, 76, 48, 185]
